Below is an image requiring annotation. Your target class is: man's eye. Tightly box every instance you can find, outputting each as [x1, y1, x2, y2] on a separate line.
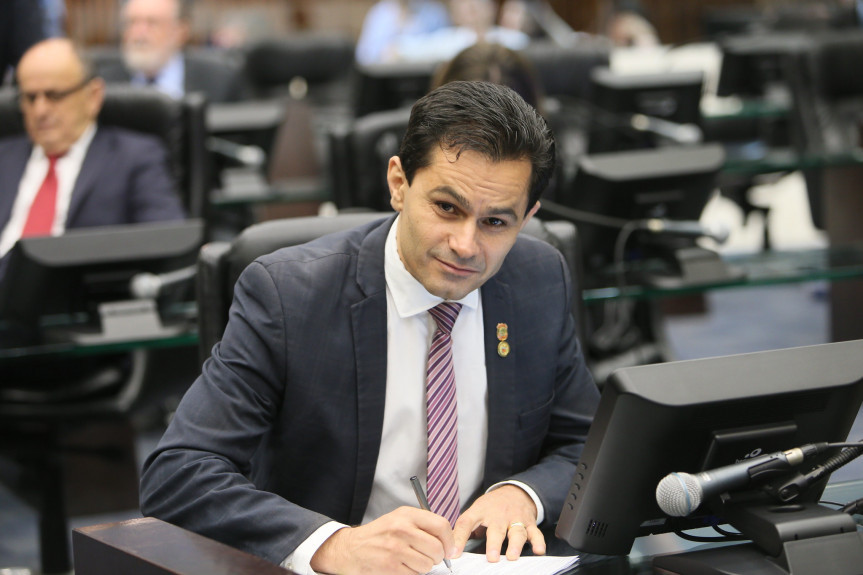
[486, 218, 506, 227]
[437, 202, 455, 213]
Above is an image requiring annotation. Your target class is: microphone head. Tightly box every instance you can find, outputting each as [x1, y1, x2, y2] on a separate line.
[656, 472, 703, 517]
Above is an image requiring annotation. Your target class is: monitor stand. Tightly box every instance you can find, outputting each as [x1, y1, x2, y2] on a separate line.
[652, 502, 863, 575]
[641, 246, 746, 290]
[45, 299, 191, 345]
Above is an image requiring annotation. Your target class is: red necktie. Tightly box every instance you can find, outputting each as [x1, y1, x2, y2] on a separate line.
[426, 302, 462, 527]
[21, 154, 62, 238]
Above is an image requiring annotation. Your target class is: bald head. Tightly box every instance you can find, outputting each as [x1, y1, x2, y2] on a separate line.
[16, 39, 105, 156]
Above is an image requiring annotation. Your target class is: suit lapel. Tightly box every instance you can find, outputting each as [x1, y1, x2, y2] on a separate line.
[347, 216, 393, 524]
[65, 127, 108, 226]
[481, 275, 519, 487]
[0, 138, 31, 228]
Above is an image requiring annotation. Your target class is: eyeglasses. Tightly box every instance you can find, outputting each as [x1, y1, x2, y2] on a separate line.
[18, 76, 93, 106]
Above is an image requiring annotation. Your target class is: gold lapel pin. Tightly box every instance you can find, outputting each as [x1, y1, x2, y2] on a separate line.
[496, 323, 510, 357]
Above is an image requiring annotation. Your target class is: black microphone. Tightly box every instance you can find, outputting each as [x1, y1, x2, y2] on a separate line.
[655, 443, 828, 517]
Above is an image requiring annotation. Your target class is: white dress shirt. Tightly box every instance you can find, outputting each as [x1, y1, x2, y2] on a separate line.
[283, 216, 543, 574]
[0, 123, 97, 257]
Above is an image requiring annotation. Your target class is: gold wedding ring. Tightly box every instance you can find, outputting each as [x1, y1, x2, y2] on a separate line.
[509, 522, 526, 530]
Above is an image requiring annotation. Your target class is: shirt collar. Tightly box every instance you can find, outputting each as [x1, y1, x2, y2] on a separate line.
[35, 122, 97, 163]
[384, 214, 479, 319]
[132, 52, 185, 99]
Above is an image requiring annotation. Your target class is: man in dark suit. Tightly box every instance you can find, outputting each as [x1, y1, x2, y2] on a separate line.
[140, 81, 599, 574]
[0, 38, 185, 261]
[0, 0, 45, 84]
[97, 0, 243, 103]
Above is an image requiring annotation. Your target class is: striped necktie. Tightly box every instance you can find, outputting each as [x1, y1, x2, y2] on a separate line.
[426, 302, 463, 527]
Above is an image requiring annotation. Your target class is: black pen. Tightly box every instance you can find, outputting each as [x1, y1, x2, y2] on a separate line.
[410, 475, 453, 573]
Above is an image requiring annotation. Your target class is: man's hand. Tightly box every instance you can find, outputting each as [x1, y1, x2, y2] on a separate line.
[452, 485, 545, 562]
[310, 506, 455, 575]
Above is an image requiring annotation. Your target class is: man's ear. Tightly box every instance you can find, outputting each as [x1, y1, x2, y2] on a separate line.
[520, 200, 541, 230]
[387, 156, 408, 212]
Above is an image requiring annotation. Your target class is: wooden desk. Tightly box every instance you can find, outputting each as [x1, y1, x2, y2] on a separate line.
[73, 517, 292, 575]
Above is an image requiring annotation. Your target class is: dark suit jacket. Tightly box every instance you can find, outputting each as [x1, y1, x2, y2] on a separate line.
[0, 126, 186, 231]
[98, 50, 245, 103]
[140, 215, 599, 565]
[0, 0, 44, 82]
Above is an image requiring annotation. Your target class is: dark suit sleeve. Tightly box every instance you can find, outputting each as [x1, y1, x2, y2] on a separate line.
[126, 135, 187, 222]
[0, 0, 45, 76]
[140, 260, 333, 564]
[507, 248, 600, 526]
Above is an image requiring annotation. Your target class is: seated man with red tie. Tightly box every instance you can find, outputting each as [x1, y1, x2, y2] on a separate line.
[0, 37, 185, 272]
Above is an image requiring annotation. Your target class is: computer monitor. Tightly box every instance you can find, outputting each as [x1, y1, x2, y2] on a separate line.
[587, 68, 704, 154]
[555, 143, 726, 287]
[0, 219, 204, 345]
[556, 340, 863, 574]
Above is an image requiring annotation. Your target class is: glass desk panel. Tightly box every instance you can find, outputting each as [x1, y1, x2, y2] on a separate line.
[583, 243, 863, 303]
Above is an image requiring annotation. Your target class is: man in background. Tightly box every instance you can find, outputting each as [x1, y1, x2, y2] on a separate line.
[0, 0, 46, 85]
[99, 0, 244, 102]
[0, 38, 185, 264]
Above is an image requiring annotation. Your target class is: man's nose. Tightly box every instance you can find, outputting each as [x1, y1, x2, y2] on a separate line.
[449, 222, 480, 259]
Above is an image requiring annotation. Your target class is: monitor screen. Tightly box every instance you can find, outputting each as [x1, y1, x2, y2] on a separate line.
[0, 219, 204, 344]
[587, 68, 704, 154]
[555, 340, 863, 558]
[558, 143, 724, 276]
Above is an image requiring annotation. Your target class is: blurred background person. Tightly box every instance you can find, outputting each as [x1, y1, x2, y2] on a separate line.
[98, 0, 244, 102]
[41, 0, 67, 38]
[601, 0, 659, 47]
[355, 0, 451, 65]
[1, 0, 46, 85]
[396, 0, 530, 63]
[0, 38, 185, 268]
[431, 41, 543, 112]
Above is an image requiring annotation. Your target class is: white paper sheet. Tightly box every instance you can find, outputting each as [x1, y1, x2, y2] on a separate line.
[425, 552, 579, 575]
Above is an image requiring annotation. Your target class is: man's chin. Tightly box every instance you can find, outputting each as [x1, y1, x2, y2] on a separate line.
[122, 49, 165, 76]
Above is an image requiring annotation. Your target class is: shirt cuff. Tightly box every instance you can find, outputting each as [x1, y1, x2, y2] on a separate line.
[281, 521, 348, 575]
[486, 480, 545, 526]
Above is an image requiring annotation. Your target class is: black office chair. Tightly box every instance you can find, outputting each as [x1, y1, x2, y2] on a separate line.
[0, 84, 209, 222]
[196, 213, 586, 364]
[0, 85, 207, 574]
[242, 34, 355, 105]
[326, 107, 412, 211]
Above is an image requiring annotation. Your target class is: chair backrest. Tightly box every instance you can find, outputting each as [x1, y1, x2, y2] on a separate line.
[0, 85, 209, 221]
[242, 34, 355, 103]
[327, 107, 411, 211]
[196, 213, 585, 362]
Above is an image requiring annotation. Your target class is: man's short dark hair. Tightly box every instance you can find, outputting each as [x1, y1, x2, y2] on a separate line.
[398, 80, 555, 214]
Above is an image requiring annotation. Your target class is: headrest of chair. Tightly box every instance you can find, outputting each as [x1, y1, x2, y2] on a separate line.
[349, 107, 412, 211]
[244, 35, 355, 87]
[225, 212, 392, 290]
[815, 32, 863, 99]
[0, 88, 23, 138]
[0, 85, 183, 144]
